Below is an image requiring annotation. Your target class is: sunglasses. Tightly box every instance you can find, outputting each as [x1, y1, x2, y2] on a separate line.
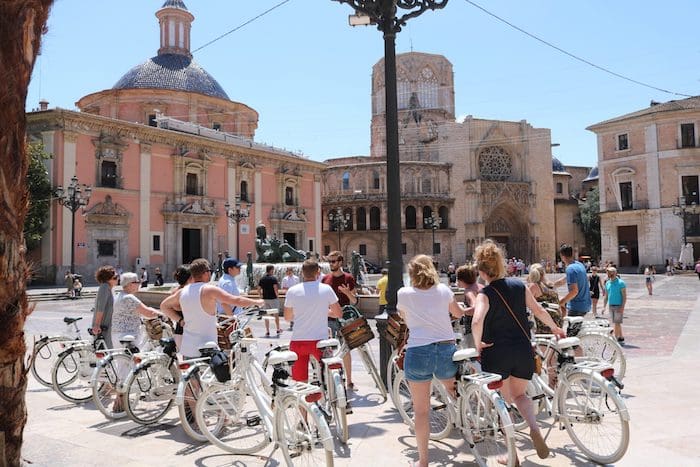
[328, 259, 341, 263]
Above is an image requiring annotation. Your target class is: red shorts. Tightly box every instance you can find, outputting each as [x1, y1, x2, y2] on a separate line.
[289, 340, 322, 382]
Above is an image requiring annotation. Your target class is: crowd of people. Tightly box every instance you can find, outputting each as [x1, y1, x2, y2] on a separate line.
[77, 239, 646, 466]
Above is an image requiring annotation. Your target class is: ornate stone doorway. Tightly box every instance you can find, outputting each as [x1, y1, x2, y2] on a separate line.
[485, 203, 530, 260]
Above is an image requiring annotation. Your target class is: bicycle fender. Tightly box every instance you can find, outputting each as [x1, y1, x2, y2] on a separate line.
[586, 371, 630, 422]
[331, 370, 346, 409]
[306, 403, 335, 451]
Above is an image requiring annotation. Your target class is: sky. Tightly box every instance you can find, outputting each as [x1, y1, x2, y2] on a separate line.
[27, 0, 700, 168]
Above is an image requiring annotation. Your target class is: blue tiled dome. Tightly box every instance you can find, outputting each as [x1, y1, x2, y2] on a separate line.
[552, 157, 565, 172]
[584, 166, 599, 181]
[161, 0, 188, 10]
[113, 54, 229, 100]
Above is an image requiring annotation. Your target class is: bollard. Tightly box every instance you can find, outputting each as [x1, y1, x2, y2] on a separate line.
[374, 312, 390, 386]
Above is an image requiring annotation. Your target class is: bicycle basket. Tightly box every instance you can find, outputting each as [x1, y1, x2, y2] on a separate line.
[143, 318, 163, 341]
[384, 313, 408, 348]
[339, 316, 375, 349]
[217, 321, 237, 350]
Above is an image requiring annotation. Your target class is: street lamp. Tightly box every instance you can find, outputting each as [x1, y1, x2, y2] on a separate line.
[55, 175, 92, 274]
[424, 213, 442, 256]
[672, 195, 699, 246]
[332, 0, 449, 314]
[328, 207, 350, 256]
[225, 197, 250, 259]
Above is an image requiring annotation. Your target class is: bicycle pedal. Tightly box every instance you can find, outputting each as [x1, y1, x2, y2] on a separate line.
[246, 415, 262, 427]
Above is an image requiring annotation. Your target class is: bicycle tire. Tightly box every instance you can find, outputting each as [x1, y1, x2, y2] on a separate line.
[358, 343, 387, 401]
[51, 348, 96, 404]
[330, 369, 348, 443]
[392, 370, 452, 440]
[194, 380, 269, 454]
[578, 332, 627, 380]
[386, 350, 401, 407]
[31, 336, 69, 387]
[460, 383, 516, 467]
[92, 353, 132, 420]
[177, 362, 219, 442]
[276, 395, 334, 467]
[557, 370, 629, 464]
[123, 360, 178, 425]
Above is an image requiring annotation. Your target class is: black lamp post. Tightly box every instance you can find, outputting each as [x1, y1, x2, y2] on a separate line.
[328, 207, 350, 256]
[225, 197, 250, 260]
[424, 213, 442, 256]
[332, 0, 449, 313]
[55, 175, 92, 274]
[672, 195, 699, 246]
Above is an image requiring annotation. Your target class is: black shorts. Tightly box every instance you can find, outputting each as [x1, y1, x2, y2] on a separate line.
[481, 343, 534, 380]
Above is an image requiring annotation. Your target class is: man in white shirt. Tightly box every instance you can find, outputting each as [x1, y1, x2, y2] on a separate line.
[217, 258, 243, 316]
[284, 259, 342, 382]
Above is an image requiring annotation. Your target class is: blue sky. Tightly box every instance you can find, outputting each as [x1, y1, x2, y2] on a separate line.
[28, 0, 699, 168]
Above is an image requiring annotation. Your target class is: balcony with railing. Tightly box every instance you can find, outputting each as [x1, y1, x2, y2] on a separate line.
[602, 199, 649, 212]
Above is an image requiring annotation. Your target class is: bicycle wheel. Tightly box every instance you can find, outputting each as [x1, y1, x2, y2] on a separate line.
[123, 360, 178, 425]
[578, 333, 626, 380]
[358, 344, 387, 401]
[178, 363, 219, 442]
[386, 350, 399, 402]
[194, 380, 269, 454]
[92, 353, 132, 420]
[330, 369, 348, 443]
[392, 371, 452, 440]
[31, 337, 69, 387]
[460, 384, 516, 467]
[557, 371, 629, 464]
[51, 349, 95, 404]
[276, 395, 334, 467]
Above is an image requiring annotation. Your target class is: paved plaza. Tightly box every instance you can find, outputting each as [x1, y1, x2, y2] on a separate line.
[21, 273, 700, 466]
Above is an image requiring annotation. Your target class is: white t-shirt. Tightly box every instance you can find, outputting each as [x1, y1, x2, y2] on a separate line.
[397, 283, 455, 348]
[281, 274, 300, 289]
[284, 281, 338, 341]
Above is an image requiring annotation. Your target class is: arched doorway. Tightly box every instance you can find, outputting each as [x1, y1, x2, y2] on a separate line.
[485, 203, 531, 260]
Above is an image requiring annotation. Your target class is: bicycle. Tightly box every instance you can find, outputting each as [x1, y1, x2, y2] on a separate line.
[308, 337, 349, 443]
[530, 335, 630, 464]
[50, 328, 106, 404]
[391, 347, 517, 467]
[30, 316, 83, 387]
[90, 334, 141, 420]
[564, 313, 627, 380]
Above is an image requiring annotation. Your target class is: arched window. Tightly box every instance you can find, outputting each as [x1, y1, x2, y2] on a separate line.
[405, 206, 417, 229]
[370, 206, 381, 230]
[342, 172, 350, 190]
[417, 67, 438, 109]
[285, 186, 294, 206]
[422, 206, 433, 227]
[438, 206, 449, 229]
[240, 180, 249, 202]
[372, 170, 381, 190]
[356, 207, 367, 231]
[479, 146, 512, 181]
[422, 176, 432, 194]
[397, 79, 411, 109]
[343, 208, 353, 231]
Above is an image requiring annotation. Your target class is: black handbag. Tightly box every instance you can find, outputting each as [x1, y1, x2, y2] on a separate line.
[209, 350, 231, 382]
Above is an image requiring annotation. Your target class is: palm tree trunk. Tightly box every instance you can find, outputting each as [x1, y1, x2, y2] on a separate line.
[0, 1, 53, 465]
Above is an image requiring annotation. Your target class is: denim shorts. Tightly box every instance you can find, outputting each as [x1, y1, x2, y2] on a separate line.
[404, 342, 458, 382]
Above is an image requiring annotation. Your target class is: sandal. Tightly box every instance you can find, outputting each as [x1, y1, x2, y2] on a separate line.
[347, 382, 355, 391]
[531, 429, 550, 459]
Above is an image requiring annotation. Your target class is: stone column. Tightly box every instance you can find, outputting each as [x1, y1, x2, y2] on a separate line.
[314, 175, 322, 255]
[227, 160, 237, 255]
[139, 143, 152, 263]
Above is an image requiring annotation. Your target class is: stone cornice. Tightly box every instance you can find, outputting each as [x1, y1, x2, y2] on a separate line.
[26, 108, 326, 172]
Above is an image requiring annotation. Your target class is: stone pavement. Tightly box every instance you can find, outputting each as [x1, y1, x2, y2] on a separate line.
[20, 274, 700, 466]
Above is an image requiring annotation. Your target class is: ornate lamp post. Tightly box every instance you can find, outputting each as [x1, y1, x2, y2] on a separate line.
[672, 196, 699, 246]
[55, 175, 92, 274]
[225, 197, 250, 260]
[424, 213, 442, 256]
[328, 207, 350, 256]
[332, 0, 448, 312]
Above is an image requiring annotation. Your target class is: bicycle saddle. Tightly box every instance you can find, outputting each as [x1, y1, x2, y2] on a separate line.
[452, 348, 478, 362]
[316, 338, 340, 349]
[556, 337, 580, 350]
[63, 317, 83, 324]
[267, 350, 298, 366]
[118, 335, 136, 344]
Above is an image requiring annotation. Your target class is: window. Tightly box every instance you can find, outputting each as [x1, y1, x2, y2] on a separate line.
[369, 206, 381, 230]
[434, 243, 441, 254]
[405, 206, 417, 229]
[101, 161, 118, 188]
[372, 170, 380, 190]
[620, 182, 633, 210]
[438, 206, 449, 229]
[152, 235, 161, 252]
[240, 180, 249, 201]
[343, 208, 353, 231]
[213, 122, 221, 131]
[401, 243, 407, 255]
[308, 239, 314, 252]
[186, 173, 199, 195]
[148, 114, 157, 127]
[356, 207, 367, 231]
[324, 245, 330, 256]
[342, 172, 350, 190]
[422, 206, 433, 227]
[617, 133, 629, 151]
[422, 176, 432, 194]
[359, 244, 367, 256]
[479, 146, 512, 181]
[681, 123, 695, 148]
[556, 182, 563, 194]
[97, 240, 115, 257]
[285, 186, 294, 206]
[682, 175, 699, 204]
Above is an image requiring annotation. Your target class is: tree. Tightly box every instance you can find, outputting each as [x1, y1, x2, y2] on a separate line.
[0, 1, 53, 465]
[25, 142, 52, 251]
[576, 186, 601, 261]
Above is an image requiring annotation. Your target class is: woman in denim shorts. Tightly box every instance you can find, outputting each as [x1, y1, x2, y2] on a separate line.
[397, 255, 464, 467]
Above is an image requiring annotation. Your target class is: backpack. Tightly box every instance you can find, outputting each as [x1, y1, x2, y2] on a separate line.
[209, 350, 231, 382]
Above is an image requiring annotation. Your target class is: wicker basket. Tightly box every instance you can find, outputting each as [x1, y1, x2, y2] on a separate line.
[143, 318, 164, 341]
[217, 316, 238, 350]
[384, 313, 408, 348]
[339, 316, 375, 349]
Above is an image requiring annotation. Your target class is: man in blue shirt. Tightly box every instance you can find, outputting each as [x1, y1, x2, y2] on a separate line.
[603, 267, 627, 343]
[554, 244, 591, 317]
[217, 258, 242, 315]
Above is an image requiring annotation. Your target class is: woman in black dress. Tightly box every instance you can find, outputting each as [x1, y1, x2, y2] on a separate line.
[472, 240, 565, 464]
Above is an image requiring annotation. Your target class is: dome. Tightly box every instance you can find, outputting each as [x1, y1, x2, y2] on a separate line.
[583, 166, 599, 181]
[552, 157, 565, 172]
[113, 54, 230, 100]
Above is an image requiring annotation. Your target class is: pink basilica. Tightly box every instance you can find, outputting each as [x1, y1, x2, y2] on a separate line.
[27, 0, 325, 284]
